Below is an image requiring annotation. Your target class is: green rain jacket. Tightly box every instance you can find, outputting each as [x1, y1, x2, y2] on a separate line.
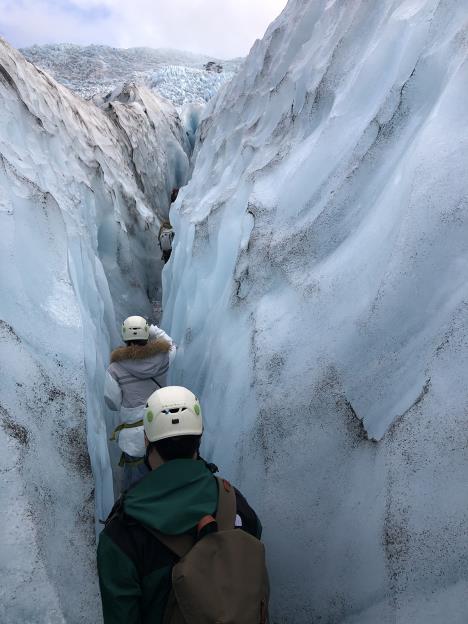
[97, 459, 262, 624]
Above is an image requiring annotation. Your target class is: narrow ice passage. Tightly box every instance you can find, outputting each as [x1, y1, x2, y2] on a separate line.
[2, 0, 468, 622]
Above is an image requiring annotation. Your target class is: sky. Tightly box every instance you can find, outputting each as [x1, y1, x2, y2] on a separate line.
[0, 0, 288, 59]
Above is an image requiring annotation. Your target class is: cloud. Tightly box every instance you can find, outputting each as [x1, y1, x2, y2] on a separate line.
[0, 0, 114, 48]
[0, 0, 288, 58]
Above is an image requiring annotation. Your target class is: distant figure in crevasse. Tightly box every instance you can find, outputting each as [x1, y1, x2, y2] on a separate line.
[158, 220, 175, 264]
[170, 187, 179, 203]
[104, 316, 176, 490]
[158, 188, 179, 264]
[97, 385, 269, 624]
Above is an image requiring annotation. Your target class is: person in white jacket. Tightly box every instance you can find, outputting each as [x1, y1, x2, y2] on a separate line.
[104, 316, 176, 490]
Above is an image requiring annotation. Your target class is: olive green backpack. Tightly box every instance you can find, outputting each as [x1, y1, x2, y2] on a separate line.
[149, 478, 269, 624]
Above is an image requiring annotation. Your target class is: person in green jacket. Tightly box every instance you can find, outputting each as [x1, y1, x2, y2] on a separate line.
[97, 385, 262, 624]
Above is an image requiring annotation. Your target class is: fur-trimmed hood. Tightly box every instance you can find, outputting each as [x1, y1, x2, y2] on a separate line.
[111, 338, 171, 364]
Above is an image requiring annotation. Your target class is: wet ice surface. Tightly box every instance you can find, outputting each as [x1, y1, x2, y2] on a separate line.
[164, 0, 468, 621]
[0, 38, 189, 622]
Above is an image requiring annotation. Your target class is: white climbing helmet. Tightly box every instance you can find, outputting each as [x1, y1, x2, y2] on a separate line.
[122, 316, 149, 342]
[144, 386, 203, 442]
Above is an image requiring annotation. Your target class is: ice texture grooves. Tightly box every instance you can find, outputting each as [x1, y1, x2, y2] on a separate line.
[0, 38, 189, 623]
[164, 0, 468, 621]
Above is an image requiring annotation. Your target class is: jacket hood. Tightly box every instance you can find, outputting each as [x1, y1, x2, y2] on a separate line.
[111, 339, 170, 362]
[124, 459, 218, 535]
[110, 339, 170, 380]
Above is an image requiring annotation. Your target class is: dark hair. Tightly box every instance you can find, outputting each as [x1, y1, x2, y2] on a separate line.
[125, 339, 148, 346]
[151, 435, 201, 462]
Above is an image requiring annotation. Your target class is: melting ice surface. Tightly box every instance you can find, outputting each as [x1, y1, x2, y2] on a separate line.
[0, 38, 190, 622]
[165, 0, 468, 621]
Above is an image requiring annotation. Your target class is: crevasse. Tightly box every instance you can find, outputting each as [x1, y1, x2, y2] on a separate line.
[2, 0, 468, 621]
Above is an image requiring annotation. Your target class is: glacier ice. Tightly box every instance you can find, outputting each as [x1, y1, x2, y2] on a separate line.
[2, 0, 468, 620]
[164, 0, 468, 621]
[0, 38, 189, 623]
[146, 64, 237, 108]
[21, 43, 242, 107]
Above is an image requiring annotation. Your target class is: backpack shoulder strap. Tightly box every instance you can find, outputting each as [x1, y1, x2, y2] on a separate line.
[101, 495, 124, 526]
[215, 477, 237, 531]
